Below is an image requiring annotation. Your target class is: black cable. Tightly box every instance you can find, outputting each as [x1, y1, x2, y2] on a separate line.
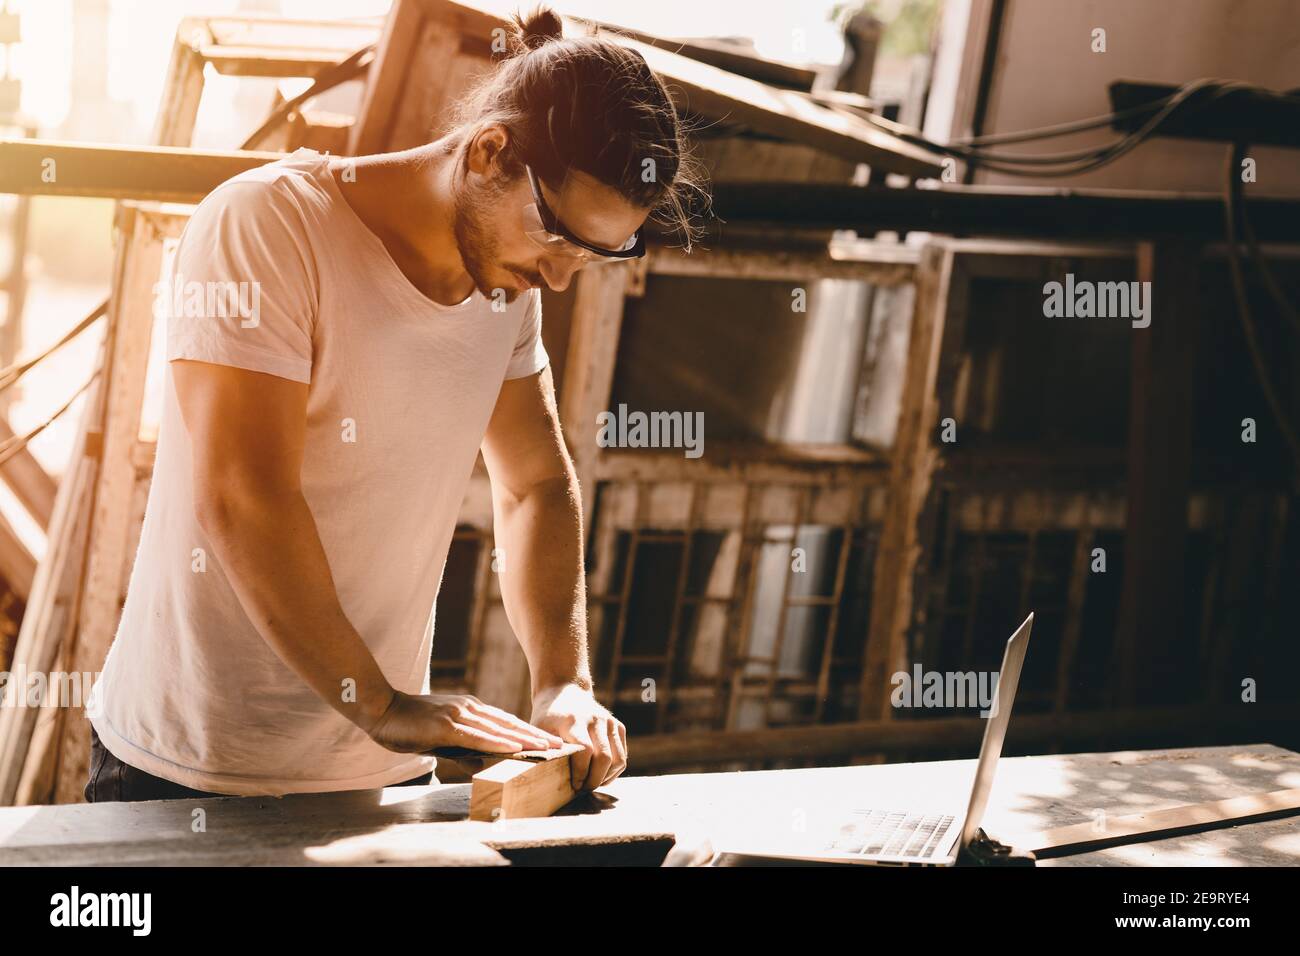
[1230, 159, 1300, 337]
[952, 99, 1164, 146]
[0, 298, 106, 394]
[0, 371, 98, 467]
[1222, 141, 1300, 493]
[859, 78, 1300, 179]
[948, 79, 1246, 169]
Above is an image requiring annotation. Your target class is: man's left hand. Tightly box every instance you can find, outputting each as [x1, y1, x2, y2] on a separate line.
[531, 682, 627, 792]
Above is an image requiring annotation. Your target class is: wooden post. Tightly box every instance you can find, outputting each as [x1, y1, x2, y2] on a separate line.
[346, 0, 428, 156]
[557, 264, 629, 532]
[152, 24, 210, 147]
[858, 243, 955, 719]
[1115, 242, 1200, 707]
[50, 208, 164, 804]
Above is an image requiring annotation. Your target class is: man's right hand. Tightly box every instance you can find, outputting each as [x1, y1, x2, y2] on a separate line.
[365, 691, 564, 756]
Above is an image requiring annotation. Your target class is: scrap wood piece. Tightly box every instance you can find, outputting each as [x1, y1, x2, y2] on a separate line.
[1014, 787, 1300, 858]
[567, 16, 818, 91]
[566, 20, 943, 178]
[0, 418, 56, 531]
[469, 742, 584, 822]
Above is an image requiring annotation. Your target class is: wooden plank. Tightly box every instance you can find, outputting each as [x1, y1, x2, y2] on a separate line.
[647, 242, 917, 286]
[14, 646, 69, 806]
[50, 209, 164, 804]
[202, 16, 381, 52]
[286, 110, 354, 156]
[1022, 787, 1300, 858]
[346, 0, 422, 154]
[1115, 242, 1200, 707]
[0, 355, 101, 805]
[0, 418, 56, 529]
[152, 22, 211, 148]
[468, 743, 583, 821]
[596, 442, 887, 488]
[559, 22, 941, 177]
[0, 508, 34, 601]
[569, 17, 818, 90]
[0, 140, 285, 203]
[858, 243, 954, 719]
[348, 0, 496, 156]
[200, 45, 350, 78]
[626, 703, 1300, 771]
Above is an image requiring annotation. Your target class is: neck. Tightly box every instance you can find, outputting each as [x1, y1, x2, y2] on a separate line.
[334, 142, 476, 305]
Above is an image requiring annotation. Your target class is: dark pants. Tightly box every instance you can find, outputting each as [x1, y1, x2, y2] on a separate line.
[84, 723, 434, 803]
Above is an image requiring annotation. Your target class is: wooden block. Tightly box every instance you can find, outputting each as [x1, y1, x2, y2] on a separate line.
[469, 743, 584, 822]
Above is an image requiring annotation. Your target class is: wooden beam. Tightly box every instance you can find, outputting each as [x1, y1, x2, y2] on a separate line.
[625, 703, 1300, 771]
[593, 30, 942, 178]
[7, 140, 1300, 244]
[569, 17, 818, 90]
[201, 15, 381, 52]
[468, 743, 583, 821]
[558, 264, 630, 531]
[0, 418, 56, 530]
[596, 441, 888, 487]
[858, 243, 954, 719]
[1115, 242, 1200, 707]
[647, 241, 917, 286]
[152, 22, 211, 148]
[0, 357, 101, 805]
[0, 508, 34, 602]
[348, 0, 500, 156]
[200, 45, 350, 78]
[0, 140, 285, 204]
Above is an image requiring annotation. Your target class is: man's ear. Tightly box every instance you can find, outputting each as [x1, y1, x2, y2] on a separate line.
[466, 123, 511, 177]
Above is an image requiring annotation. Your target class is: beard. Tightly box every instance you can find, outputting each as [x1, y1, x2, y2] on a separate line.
[452, 178, 525, 304]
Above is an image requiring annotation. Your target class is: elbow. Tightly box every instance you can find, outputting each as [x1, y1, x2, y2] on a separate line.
[498, 472, 575, 513]
[193, 485, 240, 541]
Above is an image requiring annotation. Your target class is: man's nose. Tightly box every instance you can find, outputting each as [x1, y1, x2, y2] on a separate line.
[538, 255, 585, 292]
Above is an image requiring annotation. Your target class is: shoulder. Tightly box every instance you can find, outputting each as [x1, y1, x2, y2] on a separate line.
[188, 151, 331, 239]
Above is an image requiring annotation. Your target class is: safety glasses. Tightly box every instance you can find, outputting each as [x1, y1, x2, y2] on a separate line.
[522, 164, 645, 264]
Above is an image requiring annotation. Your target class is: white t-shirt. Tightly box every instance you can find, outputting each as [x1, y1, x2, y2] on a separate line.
[90, 148, 548, 796]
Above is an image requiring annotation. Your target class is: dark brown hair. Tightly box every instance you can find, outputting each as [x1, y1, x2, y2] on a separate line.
[449, 6, 709, 250]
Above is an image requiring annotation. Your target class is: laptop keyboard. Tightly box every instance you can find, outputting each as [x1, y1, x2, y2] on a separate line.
[827, 809, 957, 859]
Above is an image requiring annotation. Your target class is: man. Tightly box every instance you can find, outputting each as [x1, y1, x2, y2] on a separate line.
[86, 8, 703, 801]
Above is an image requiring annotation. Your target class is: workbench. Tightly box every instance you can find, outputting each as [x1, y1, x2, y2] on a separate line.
[1, 744, 1296, 866]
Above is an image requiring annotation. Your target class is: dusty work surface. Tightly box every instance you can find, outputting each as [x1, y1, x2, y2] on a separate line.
[0, 744, 1296, 866]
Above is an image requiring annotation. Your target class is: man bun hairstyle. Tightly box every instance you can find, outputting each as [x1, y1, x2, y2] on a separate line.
[451, 5, 709, 250]
[505, 5, 563, 54]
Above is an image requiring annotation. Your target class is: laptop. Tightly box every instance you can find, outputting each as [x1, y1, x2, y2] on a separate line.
[713, 613, 1033, 866]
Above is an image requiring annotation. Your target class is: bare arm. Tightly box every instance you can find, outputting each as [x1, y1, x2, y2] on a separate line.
[171, 359, 560, 757]
[481, 365, 628, 788]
